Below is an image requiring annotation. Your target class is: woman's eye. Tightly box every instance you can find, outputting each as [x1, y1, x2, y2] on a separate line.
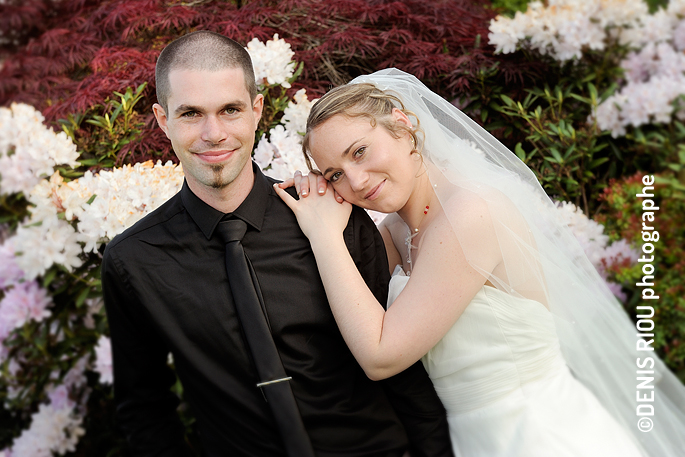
[354, 146, 366, 158]
[330, 171, 342, 182]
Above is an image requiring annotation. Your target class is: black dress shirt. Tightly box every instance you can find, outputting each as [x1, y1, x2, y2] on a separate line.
[102, 162, 452, 457]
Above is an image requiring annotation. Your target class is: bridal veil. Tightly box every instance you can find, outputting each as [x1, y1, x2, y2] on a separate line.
[350, 68, 685, 456]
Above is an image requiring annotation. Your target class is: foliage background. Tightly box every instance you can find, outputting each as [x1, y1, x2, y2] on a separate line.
[1, 0, 684, 455]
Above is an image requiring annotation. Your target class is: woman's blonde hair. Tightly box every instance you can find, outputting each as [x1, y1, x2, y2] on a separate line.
[302, 83, 422, 171]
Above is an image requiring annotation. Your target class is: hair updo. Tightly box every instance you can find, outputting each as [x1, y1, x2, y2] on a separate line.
[302, 83, 422, 171]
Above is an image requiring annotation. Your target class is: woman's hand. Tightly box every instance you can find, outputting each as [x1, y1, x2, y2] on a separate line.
[278, 170, 344, 202]
[274, 173, 352, 242]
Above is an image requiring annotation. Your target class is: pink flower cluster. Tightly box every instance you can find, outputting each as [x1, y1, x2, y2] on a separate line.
[555, 201, 638, 302]
[0, 252, 52, 355]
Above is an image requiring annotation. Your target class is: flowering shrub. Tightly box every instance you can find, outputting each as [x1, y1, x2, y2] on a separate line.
[596, 173, 685, 379]
[485, 0, 685, 380]
[489, 0, 652, 61]
[555, 201, 639, 303]
[483, 0, 685, 214]
[0, 34, 316, 455]
[1, 1, 683, 453]
[592, 1, 685, 137]
[0, 0, 534, 164]
[0, 104, 79, 199]
[254, 88, 317, 181]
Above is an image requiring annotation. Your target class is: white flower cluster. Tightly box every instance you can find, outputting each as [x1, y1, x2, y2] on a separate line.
[246, 33, 296, 88]
[555, 201, 639, 301]
[4, 403, 85, 457]
[254, 89, 318, 181]
[65, 160, 184, 251]
[7, 161, 184, 281]
[0, 103, 80, 196]
[9, 175, 84, 280]
[282, 88, 315, 134]
[488, 0, 649, 61]
[0, 281, 52, 348]
[594, 6, 685, 136]
[488, 0, 685, 137]
[93, 335, 113, 384]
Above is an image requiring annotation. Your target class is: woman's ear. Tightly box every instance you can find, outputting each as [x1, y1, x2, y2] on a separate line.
[392, 107, 412, 128]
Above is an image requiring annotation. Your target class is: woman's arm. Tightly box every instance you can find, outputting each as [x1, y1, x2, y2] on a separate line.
[274, 181, 501, 380]
[378, 221, 402, 275]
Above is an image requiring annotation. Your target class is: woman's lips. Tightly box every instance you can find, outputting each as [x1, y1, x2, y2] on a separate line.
[196, 149, 235, 163]
[365, 180, 385, 200]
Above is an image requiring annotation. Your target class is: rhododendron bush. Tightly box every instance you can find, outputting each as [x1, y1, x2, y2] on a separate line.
[0, 33, 319, 455]
[1, 0, 684, 454]
[484, 0, 685, 379]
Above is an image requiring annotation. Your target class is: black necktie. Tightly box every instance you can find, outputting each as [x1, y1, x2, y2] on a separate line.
[216, 218, 315, 457]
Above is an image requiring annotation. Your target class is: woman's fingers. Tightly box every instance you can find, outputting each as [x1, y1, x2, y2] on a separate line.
[276, 171, 311, 196]
[275, 171, 343, 203]
[273, 183, 297, 210]
[316, 174, 328, 195]
[277, 177, 295, 189]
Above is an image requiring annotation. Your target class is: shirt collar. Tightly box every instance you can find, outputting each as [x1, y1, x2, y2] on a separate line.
[182, 161, 270, 240]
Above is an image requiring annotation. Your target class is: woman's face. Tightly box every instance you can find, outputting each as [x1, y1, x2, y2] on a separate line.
[308, 109, 421, 213]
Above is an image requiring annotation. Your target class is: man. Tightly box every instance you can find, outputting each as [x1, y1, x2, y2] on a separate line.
[102, 30, 452, 457]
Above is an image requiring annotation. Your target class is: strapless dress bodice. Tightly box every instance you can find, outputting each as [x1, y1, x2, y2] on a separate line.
[387, 272, 643, 456]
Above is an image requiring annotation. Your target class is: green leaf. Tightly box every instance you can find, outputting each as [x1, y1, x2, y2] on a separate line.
[568, 93, 591, 104]
[678, 148, 685, 163]
[600, 82, 619, 103]
[42, 269, 58, 288]
[522, 92, 535, 108]
[674, 120, 685, 136]
[589, 157, 610, 168]
[110, 104, 123, 124]
[500, 94, 515, 107]
[563, 144, 576, 160]
[549, 147, 564, 163]
[75, 287, 90, 308]
[588, 83, 598, 105]
[609, 142, 623, 160]
[514, 142, 526, 161]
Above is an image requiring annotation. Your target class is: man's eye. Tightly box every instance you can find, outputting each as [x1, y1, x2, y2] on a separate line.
[181, 111, 197, 118]
[224, 108, 238, 115]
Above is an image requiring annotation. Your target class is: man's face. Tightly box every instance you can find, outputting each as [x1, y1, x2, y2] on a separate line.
[153, 67, 263, 195]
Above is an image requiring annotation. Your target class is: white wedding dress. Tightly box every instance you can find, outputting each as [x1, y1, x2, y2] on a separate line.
[388, 270, 645, 457]
[352, 68, 685, 457]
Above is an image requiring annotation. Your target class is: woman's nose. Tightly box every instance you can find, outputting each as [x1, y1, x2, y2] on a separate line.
[347, 168, 369, 192]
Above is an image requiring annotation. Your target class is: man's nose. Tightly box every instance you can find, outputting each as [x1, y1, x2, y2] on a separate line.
[202, 116, 228, 144]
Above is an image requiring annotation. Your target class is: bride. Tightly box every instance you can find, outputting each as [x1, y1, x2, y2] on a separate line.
[273, 69, 685, 456]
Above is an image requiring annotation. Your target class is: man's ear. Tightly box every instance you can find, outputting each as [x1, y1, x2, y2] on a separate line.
[252, 94, 264, 127]
[152, 103, 170, 138]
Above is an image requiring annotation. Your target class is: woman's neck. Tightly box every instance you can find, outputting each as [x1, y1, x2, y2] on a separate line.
[397, 163, 436, 233]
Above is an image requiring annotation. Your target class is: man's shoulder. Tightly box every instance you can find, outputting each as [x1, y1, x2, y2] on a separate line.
[104, 191, 184, 256]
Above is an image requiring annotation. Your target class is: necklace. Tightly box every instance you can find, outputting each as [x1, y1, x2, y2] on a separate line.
[404, 204, 430, 272]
